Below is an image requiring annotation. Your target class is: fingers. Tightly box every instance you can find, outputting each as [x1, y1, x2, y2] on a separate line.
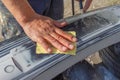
[37, 21, 75, 52]
[60, 21, 67, 27]
[50, 32, 74, 50]
[42, 24, 76, 52]
[44, 34, 68, 52]
[37, 37, 52, 53]
[55, 28, 77, 42]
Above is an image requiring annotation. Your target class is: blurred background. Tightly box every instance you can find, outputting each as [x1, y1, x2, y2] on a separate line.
[64, 0, 120, 17]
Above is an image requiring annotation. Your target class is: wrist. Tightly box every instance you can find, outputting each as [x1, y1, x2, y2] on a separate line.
[18, 12, 37, 27]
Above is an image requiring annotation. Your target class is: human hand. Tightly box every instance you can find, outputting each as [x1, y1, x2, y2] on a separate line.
[76, 0, 92, 12]
[22, 14, 77, 53]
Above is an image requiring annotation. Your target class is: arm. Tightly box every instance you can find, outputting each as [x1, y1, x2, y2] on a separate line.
[76, 0, 92, 12]
[1, 0, 35, 26]
[83, 0, 92, 12]
[1, 0, 77, 52]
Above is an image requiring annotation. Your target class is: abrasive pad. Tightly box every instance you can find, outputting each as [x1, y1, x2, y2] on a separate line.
[36, 31, 76, 55]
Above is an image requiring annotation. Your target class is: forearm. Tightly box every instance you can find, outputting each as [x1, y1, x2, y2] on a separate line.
[1, 0, 36, 27]
[83, 0, 92, 11]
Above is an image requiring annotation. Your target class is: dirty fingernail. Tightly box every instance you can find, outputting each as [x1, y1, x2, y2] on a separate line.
[62, 46, 67, 51]
[69, 44, 74, 50]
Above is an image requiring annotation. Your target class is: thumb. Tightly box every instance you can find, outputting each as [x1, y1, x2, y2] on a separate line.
[54, 21, 67, 28]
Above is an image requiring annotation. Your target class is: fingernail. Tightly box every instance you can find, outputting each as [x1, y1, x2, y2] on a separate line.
[62, 46, 67, 51]
[72, 37, 77, 42]
[47, 48, 52, 53]
[69, 44, 74, 50]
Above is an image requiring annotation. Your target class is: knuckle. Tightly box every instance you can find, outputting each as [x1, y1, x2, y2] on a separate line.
[43, 28, 48, 32]
[51, 38, 57, 43]
[39, 25, 55, 35]
[56, 36, 63, 40]
[39, 28, 48, 35]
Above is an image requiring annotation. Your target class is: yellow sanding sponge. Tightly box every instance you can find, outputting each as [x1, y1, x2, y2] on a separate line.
[36, 31, 76, 55]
